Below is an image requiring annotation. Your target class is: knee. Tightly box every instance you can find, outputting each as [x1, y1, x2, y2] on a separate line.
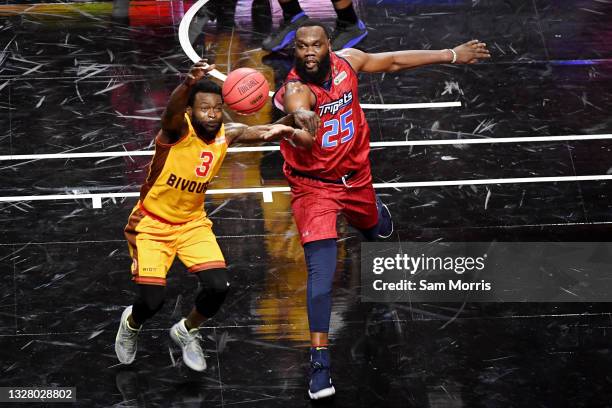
[305, 239, 337, 299]
[139, 285, 165, 312]
[194, 268, 230, 317]
[132, 284, 165, 325]
[196, 268, 230, 294]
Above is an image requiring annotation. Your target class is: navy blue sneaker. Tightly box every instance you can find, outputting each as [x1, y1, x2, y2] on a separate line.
[308, 347, 335, 400]
[331, 19, 368, 50]
[262, 12, 311, 52]
[375, 195, 393, 239]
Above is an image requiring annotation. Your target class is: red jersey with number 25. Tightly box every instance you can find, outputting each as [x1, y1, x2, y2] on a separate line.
[274, 52, 372, 188]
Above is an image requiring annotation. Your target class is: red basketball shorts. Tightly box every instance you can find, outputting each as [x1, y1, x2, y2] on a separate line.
[287, 173, 378, 245]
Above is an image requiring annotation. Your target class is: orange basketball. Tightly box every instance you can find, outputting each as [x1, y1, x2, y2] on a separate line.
[222, 68, 269, 115]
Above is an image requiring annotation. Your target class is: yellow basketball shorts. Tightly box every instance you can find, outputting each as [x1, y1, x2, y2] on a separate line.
[124, 202, 226, 286]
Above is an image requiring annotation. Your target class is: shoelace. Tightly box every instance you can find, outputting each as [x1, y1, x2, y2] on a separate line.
[310, 361, 332, 390]
[187, 330, 203, 342]
[120, 324, 138, 352]
[177, 328, 203, 348]
[187, 332, 204, 353]
[180, 331, 205, 361]
[311, 361, 327, 373]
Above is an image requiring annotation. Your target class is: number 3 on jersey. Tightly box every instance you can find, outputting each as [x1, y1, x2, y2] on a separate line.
[195, 151, 214, 177]
[321, 109, 354, 148]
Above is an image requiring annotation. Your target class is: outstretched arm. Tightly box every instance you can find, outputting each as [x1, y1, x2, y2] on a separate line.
[337, 40, 490, 73]
[281, 81, 320, 138]
[225, 122, 314, 149]
[158, 59, 217, 144]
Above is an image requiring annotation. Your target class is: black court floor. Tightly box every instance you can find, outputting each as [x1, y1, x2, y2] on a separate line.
[1, 0, 612, 406]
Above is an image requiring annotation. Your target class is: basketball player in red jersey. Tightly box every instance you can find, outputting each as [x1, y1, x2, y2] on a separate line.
[115, 60, 311, 372]
[273, 22, 491, 399]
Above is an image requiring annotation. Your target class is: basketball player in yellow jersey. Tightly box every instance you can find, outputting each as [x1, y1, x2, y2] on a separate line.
[115, 60, 313, 372]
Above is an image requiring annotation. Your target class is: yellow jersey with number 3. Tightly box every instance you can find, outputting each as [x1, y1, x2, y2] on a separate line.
[139, 114, 228, 224]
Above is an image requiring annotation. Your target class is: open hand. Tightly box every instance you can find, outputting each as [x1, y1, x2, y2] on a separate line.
[452, 40, 491, 64]
[184, 59, 217, 86]
[261, 124, 296, 141]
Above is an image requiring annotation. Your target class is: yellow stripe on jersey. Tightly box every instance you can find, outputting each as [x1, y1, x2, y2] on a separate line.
[139, 114, 228, 224]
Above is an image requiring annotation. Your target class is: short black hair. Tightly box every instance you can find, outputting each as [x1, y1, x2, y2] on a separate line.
[187, 79, 223, 107]
[296, 21, 331, 40]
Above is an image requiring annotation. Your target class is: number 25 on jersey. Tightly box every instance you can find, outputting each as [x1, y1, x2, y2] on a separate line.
[321, 109, 354, 148]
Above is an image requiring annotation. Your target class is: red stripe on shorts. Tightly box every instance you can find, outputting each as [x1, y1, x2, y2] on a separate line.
[188, 261, 227, 273]
[133, 276, 166, 286]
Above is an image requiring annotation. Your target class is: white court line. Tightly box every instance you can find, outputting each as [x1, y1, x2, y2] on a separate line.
[361, 102, 461, 110]
[2, 133, 612, 161]
[370, 133, 612, 146]
[2, 175, 612, 208]
[177, 0, 461, 110]
[373, 175, 612, 187]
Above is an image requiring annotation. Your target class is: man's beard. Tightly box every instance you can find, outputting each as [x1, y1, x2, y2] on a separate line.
[295, 52, 331, 85]
[192, 117, 220, 141]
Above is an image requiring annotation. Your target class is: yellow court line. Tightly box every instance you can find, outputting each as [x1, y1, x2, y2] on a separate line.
[0, 3, 112, 16]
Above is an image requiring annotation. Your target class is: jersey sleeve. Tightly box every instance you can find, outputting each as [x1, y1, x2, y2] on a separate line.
[272, 79, 305, 113]
[272, 83, 287, 112]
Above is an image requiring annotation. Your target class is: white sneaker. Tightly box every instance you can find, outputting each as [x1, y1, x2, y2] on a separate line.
[170, 319, 207, 372]
[115, 306, 140, 364]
